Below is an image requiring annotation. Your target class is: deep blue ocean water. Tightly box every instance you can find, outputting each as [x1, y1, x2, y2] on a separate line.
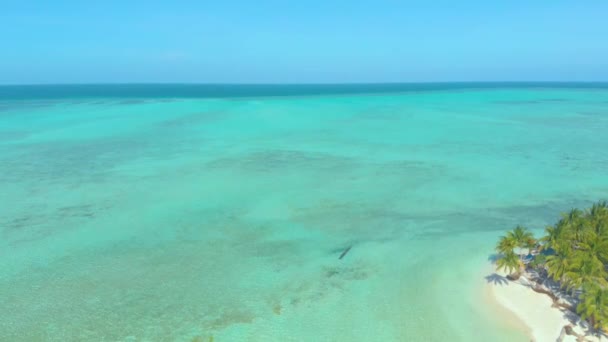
[2, 82, 608, 100]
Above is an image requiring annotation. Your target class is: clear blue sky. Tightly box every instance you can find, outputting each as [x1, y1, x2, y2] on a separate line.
[2, 0, 608, 84]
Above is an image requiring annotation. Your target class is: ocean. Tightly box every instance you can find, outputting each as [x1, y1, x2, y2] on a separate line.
[1, 83, 607, 341]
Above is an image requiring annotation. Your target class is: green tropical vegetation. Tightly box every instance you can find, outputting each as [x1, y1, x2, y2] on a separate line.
[495, 201, 608, 335]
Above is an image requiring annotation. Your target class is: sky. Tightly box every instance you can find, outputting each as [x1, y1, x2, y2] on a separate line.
[1, 0, 608, 84]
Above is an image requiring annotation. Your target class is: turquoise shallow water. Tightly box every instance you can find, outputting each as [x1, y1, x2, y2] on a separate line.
[1, 84, 608, 341]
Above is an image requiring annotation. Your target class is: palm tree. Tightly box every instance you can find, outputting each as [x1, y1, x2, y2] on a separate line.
[565, 253, 607, 292]
[563, 208, 589, 244]
[524, 237, 537, 256]
[546, 250, 573, 287]
[496, 235, 517, 255]
[507, 225, 535, 260]
[578, 285, 608, 335]
[496, 251, 522, 279]
[589, 201, 608, 221]
[588, 201, 608, 241]
[540, 222, 565, 253]
[494, 201, 608, 322]
[579, 235, 608, 266]
[529, 253, 547, 269]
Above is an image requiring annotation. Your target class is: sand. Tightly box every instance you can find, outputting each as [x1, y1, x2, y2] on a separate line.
[486, 265, 607, 342]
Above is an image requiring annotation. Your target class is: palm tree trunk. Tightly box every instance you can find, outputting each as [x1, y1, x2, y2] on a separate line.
[588, 316, 599, 338]
[531, 283, 575, 311]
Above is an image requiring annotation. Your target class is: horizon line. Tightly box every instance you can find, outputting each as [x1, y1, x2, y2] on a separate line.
[2, 80, 608, 87]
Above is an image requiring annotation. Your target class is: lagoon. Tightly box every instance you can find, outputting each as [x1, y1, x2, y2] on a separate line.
[1, 84, 608, 341]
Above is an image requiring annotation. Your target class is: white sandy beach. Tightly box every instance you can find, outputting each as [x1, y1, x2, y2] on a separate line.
[485, 265, 606, 342]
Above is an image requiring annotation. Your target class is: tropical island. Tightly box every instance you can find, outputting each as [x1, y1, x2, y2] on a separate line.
[489, 201, 608, 341]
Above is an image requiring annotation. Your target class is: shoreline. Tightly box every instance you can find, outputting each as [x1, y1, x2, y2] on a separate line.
[484, 263, 606, 342]
[480, 275, 533, 340]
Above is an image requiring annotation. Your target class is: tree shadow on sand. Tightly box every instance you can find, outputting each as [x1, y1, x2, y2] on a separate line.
[561, 308, 581, 324]
[560, 309, 608, 341]
[485, 273, 509, 286]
